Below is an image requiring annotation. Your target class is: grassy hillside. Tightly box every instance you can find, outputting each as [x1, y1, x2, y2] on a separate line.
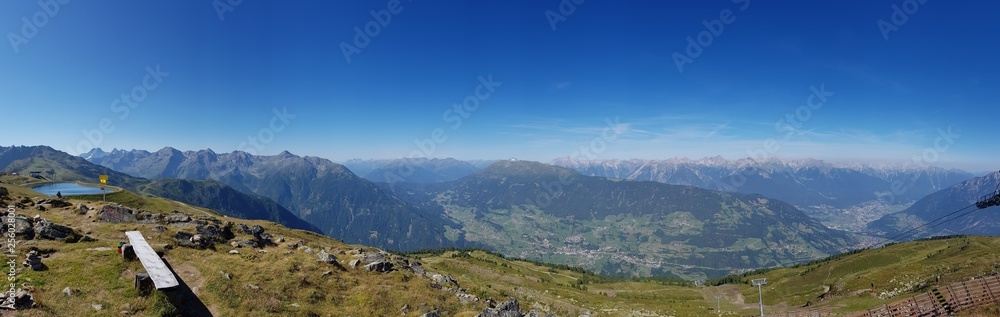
[5, 180, 1000, 316]
[2, 182, 476, 316]
[720, 235, 1000, 315]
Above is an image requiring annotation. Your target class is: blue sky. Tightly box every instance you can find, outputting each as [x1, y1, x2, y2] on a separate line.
[1, 0, 997, 171]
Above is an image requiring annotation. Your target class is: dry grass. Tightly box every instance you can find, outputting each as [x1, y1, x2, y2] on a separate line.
[0, 183, 480, 317]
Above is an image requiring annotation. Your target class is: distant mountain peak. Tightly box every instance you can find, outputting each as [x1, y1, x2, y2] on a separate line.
[479, 160, 576, 177]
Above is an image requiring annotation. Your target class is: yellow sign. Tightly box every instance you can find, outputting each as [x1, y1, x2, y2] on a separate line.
[99, 174, 108, 185]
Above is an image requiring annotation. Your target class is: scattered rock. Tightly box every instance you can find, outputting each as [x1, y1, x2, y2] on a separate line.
[476, 298, 523, 317]
[0, 289, 35, 310]
[167, 215, 191, 223]
[431, 273, 459, 289]
[35, 204, 45, 211]
[363, 261, 394, 273]
[220, 271, 231, 280]
[235, 239, 258, 248]
[285, 242, 299, 249]
[75, 203, 89, 214]
[0, 186, 9, 200]
[409, 261, 426, 275]
[321, 270, 332, 277]
[229, 250, 239, 254]
[93, 304, 103, 311]
[420, 311, 442, 317]
[360, 251, 387, 264]
[34, 220, 81, 242]
[244, 284, 260, 290]
[317, 250, 337, 264]
[349, 259, 361, 268]
[248, 225, 265, 237]
[237, 223, 251, 234]
[174, 231, 203, 248]
[37, 198, 71, 208]
[63, 287, 74, 297]
[151, 225, 166, 233]
[97, 204, 137, 223]
[13, 216, 34, 240]
[299, 246, 314, 254]
[195, 223, 233, 245]
[276, 237, 285, 243]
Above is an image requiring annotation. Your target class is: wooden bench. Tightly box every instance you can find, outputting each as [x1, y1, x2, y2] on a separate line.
[124, 231, 179, 289]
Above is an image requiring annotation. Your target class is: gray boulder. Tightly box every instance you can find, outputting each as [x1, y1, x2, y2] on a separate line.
[0, 289, 35, 310]
[37, 198, 71, 208]
[13, 216, 34, 240]
[33, 220, 81, 242]
[363, 261, 394, 273]
[234, 239, 258, 248]
[431, 273, 460, 288]
[98, 204, 137, 223]
[22, 250, 45, 271]
[477, 298, 527, 317]
[420, 311, 442, 317]
[317, 250, 337, 264]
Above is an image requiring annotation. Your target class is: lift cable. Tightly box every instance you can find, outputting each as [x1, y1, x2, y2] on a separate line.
[884, 203, 977, 243]
[882, 170, 1000, 243]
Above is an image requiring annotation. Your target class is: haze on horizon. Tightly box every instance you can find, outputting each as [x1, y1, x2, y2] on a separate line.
[2, 1, 997, 171]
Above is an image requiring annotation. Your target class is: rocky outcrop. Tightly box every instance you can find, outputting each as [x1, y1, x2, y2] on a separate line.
[317, 250, 337, 264]
[35, 198, 71, 208]
[0, 289, 35, 310]
[22, 250, 45, 271]
[476, 299, 551, 317]
[363, 261, 393, 273]
[13, 216, 34, 240]
[97, 204, 138, 223]
[431, 274, 459, 288]
[33, 219, 81, 242]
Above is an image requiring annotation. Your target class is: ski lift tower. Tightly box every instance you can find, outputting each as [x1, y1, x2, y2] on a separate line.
[751, 278, 767, 317]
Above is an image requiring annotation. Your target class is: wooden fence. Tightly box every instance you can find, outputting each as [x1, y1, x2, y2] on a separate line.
[848, 275, 1000, 317]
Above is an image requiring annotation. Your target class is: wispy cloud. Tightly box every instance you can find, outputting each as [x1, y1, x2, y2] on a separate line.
[554, 81, 572, 90]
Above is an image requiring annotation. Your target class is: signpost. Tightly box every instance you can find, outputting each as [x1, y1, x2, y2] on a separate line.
[99, 174, 108, 202]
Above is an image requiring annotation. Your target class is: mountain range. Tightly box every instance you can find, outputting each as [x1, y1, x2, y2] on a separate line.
[387, 160, 857, 278]
[0, 146, 320, 233]
[867, 171, 1000, 238]
[84, 147, 467, 251]
[75, 147, 998, 278]
[551, 157, 973, 231]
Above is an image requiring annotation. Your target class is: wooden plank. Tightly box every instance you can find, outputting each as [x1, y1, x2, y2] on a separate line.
[125, 231, 179, 289]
